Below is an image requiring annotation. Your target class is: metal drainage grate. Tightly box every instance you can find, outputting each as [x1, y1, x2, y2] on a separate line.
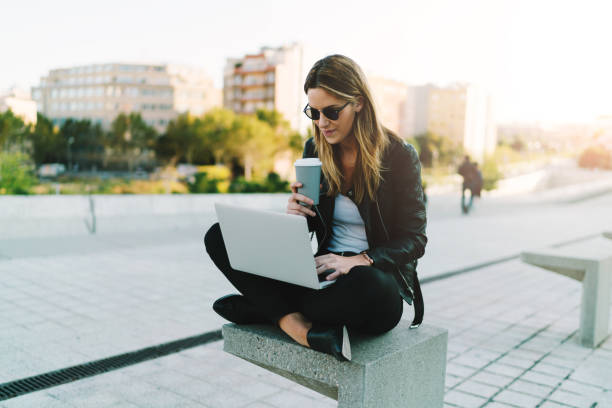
[0, 329, 222, 401]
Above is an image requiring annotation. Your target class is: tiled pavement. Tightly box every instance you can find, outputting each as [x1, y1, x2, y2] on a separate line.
[2, 256, 611, 407]
[1, 192, 612, 407]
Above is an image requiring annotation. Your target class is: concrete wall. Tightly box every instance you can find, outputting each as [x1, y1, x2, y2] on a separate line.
[0, 194, 290, 239]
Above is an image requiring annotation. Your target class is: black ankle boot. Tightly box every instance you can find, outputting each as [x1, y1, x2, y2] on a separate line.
[212, 294, 267, 325]
[306, 324, 351, 361]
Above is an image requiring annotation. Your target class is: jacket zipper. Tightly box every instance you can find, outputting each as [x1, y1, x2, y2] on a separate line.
[375, 200, 414, 300]
[314, 204, 328, 254]
[375, 201, 390, 241]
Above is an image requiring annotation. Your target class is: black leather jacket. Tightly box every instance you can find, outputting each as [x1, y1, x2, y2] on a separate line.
[303, 136, 428, 327]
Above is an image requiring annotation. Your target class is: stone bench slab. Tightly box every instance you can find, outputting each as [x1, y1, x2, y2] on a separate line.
[521, 236, 612, 347]
[223, 321, 448, 408]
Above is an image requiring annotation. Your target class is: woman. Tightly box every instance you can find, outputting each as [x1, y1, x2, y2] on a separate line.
[205, 55, 427, 361]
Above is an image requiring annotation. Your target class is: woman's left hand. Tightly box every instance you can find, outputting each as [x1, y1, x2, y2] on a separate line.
[314, 253, 370, 281]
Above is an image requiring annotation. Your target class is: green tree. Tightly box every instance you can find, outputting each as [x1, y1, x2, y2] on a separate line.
[195, 108, 237, 164]
[0, 151, 36, 194]
[255, 109, 288, 130]
[156, 113, 200, 165]
[414, 132, 463, 168]
[482, 156, 502, 191]
[256, 108, 303, 155]
[30, 113, 65, 165]
[0, 110, 31, 152]
[60, 119, 105, 171]
[108, 113, 157, 170]
[225, 114, 282, 180]
[157, 108, 306, 180]
[414, 132, 436, 167]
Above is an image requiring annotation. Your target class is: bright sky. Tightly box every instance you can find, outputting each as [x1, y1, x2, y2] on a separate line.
[2, 0, 611, 124]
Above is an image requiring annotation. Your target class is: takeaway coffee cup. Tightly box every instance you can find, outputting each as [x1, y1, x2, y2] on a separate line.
[294, 158, 322, 206]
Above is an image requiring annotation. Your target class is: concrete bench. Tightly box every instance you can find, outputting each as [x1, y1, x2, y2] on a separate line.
[521, 236, 612, 347]
[222, 321, 448, 407]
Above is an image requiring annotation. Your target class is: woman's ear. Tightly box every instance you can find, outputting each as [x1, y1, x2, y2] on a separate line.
[354, 96, 364, 113]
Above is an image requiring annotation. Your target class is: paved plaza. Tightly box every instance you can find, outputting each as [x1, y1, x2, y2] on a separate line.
[1, 189, 611, 407]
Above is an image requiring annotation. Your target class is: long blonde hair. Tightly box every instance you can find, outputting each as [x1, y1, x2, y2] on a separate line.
[304, 55, 390, 203]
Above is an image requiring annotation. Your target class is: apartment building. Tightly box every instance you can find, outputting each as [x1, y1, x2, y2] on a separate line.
[368, 75, 411, 138]
[32, 63, 221, 132]
[0, 88, 37, 125]
[404, 83, 496, 162]
[223, 43, 313, 132]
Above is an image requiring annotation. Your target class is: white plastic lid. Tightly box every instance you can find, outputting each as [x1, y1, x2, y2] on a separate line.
[294, 158, 322, 166]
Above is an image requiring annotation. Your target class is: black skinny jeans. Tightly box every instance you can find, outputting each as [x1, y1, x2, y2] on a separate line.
[204, 222, 403, 335]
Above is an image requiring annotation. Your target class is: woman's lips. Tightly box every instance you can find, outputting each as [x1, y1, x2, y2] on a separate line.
[322, 129, 335, 137]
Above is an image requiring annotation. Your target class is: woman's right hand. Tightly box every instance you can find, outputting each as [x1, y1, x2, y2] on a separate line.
[287, 182, 316, 217]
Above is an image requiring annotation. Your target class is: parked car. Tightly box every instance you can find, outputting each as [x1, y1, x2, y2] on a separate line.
[38, 163, 66, 178]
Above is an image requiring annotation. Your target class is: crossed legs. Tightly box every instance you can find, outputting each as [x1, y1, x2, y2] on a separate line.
[204, 223, 403, 346]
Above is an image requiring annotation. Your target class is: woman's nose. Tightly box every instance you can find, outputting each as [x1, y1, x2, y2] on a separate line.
[317, 115, 330, 127]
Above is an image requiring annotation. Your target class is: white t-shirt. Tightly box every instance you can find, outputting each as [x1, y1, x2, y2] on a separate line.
[326, 194, 368, 253]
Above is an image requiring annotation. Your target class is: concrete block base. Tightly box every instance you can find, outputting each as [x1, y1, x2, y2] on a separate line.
[223, 321, 448, 408]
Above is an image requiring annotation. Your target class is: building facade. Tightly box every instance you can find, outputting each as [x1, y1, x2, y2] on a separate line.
[403, 83, 496, 162]
[0, 88, 37, 125]
[223, 43, 313, 132]
[368, 75, 410, 138]
[32, 63, 220, 132]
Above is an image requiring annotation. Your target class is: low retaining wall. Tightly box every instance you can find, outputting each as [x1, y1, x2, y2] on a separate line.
[0, 194, 290, 239]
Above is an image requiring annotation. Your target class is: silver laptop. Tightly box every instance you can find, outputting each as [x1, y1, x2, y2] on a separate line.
[214, 202, 335, 290]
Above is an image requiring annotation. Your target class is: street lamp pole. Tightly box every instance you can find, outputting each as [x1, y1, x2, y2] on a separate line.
[67, 136, 74, 172]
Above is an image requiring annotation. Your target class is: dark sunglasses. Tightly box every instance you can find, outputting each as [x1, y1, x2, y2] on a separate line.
[303, 101, 350, 121]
